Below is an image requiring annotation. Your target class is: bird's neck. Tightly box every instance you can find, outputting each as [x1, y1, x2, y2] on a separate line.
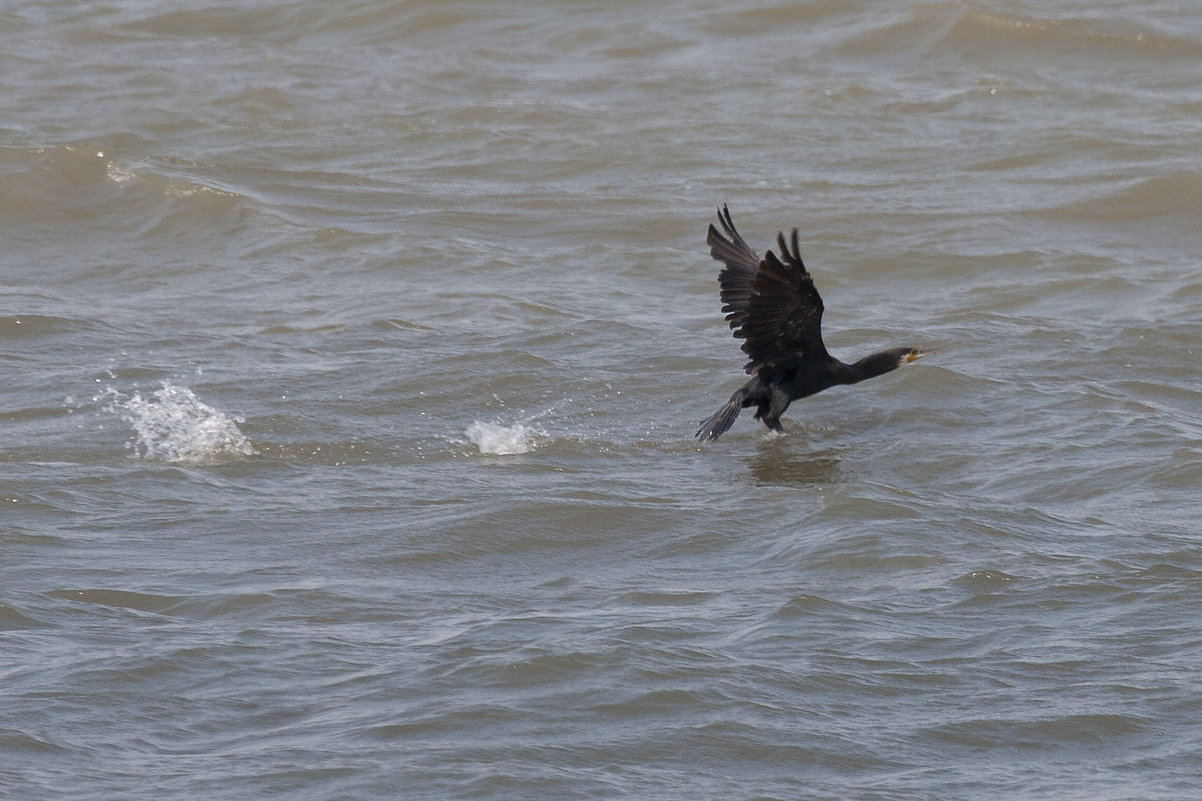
[835, 351, 901, 385]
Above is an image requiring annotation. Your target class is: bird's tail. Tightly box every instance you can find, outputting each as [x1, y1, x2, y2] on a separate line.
[695, 390, 747, 442]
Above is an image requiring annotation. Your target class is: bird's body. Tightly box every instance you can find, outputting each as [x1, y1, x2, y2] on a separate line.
[696, 206, 927, 441]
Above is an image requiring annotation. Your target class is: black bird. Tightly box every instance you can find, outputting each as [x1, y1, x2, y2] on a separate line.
[696, 206, 929, 441]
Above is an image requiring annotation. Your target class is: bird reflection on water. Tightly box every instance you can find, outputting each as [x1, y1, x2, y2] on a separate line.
[747, 443, 844, 487]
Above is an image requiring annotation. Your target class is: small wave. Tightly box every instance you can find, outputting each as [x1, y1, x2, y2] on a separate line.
[0, 143, 246, 244]
[1041, 171, 1202, 225]
[106, 383, 255, 463]
[836, 4, 1202, 63]
[465, 421, 541, 455]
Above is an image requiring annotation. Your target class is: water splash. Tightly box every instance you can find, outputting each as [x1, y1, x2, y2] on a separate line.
[465, 421, 541, 455]
[107, 383, 255, 463]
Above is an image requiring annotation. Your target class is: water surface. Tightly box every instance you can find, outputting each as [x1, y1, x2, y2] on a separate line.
[4, 2, 1202, 799]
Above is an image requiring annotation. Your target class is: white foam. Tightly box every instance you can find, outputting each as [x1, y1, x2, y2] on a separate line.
[107, 383, 255, 463]
[465, 421, 540, 455]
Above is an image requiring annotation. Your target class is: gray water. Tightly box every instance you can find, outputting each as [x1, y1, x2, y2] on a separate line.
[4, 1, 1202, 799]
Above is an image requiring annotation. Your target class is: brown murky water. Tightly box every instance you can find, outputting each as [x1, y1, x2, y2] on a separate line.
[4, 2, 1202, 798]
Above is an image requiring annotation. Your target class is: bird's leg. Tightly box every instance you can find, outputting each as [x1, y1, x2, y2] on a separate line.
[759, 388, 792, 432]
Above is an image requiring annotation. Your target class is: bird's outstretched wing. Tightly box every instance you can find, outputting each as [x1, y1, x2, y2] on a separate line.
[706, 206, 828, 374]
[707, 205, 760, 332]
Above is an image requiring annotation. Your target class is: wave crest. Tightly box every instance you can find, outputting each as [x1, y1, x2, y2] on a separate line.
[465, 421, 541, 455]
[107, 383, 255, 463]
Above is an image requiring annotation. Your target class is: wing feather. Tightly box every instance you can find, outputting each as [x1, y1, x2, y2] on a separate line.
[706, 207, 828, 374]
[707, 205, 760, 332]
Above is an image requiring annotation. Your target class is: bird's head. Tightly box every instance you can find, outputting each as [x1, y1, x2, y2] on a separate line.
[900, 347, 933, 365]
[848, 347, 933, 382]
[874, 347, 933, 370]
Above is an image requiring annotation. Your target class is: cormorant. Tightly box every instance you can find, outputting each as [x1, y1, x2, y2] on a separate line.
[696, 205, 929, 441]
